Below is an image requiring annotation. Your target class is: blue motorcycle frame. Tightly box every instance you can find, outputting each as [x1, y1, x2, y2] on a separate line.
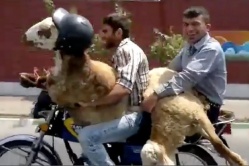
[0, 105, 220, 165]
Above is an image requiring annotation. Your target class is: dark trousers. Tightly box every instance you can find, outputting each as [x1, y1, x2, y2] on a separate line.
[207, 104, 221, 124]
[33, 90, 55, 118]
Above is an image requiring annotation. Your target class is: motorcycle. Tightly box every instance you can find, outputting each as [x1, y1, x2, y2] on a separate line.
[0, 104, 234, 165]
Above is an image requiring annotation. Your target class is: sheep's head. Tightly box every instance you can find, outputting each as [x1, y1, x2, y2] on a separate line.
[22, 17, 58, 50]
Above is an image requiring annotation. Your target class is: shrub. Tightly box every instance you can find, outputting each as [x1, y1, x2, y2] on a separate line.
[149, 26, 185, 65]
[87, 0, 132, 63]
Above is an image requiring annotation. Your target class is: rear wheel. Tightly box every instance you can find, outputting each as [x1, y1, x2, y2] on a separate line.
[0, 140, 60, 165]
[177, 145, 218, 165]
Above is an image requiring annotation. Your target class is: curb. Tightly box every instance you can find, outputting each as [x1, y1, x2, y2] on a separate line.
[0, 118, 248, 129]
[0, 118, 45, 128]
[0, 114, 30, 118]
[231, 123, 249, 129]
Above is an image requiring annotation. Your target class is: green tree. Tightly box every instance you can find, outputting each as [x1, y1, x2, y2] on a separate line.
[87, 34, 111, 63]
[149, 27, 185, 65]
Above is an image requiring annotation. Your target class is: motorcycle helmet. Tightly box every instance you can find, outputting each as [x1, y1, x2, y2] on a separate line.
[52, 8, 94, 57]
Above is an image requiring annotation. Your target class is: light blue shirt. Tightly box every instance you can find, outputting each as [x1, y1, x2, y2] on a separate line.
[154, 33, 227, 105]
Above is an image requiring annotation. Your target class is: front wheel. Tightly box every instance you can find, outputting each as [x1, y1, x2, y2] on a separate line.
[176, 144, 218, 165]
[0, 140, 60, 165]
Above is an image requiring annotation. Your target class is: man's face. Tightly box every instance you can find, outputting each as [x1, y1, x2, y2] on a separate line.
[182, 15, 210, 44]
[99, 24, 121, 49]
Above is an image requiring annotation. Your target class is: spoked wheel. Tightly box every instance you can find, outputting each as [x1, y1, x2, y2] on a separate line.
[176, 145, 218, 165]
[0, 140, 59, 165]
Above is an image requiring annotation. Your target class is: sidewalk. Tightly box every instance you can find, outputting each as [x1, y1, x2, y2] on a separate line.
[0, 96, 36, 117]
[222, 100, 249, 121]
[0, 96, 248, 121]
[0, 96, 248, 130]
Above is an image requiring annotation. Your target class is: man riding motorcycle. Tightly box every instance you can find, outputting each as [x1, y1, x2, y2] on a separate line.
[73, 12, 150, 165]
[21, 9, 150, 166]
[142, 6, 227, 144]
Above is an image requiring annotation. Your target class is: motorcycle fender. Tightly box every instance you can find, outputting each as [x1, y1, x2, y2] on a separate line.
[177, 143, 207, 152]
[0, 134, 62, 165]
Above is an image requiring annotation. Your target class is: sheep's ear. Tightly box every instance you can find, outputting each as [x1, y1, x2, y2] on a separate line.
[69, 6, 78, 14]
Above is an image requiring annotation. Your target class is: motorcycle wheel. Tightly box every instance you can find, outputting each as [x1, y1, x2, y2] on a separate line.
[177, 145, 218, 165]
[0, 140, 60, 165]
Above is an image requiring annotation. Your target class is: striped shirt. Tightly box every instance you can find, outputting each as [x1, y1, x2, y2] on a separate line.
[112, 38, 149, 106]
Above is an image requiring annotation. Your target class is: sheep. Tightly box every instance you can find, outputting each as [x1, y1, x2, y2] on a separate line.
[141, 67, 247, 165]
[22, 17, 128, 126]
[22, 17, 247, 165]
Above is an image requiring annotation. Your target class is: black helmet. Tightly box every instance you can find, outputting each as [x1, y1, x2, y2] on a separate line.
[52, 8, 94, 57]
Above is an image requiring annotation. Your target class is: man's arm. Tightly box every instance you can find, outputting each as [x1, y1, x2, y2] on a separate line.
[154, 47, 219, 99]
[91, 48, 140, 106]
[167, 49, 183, 72]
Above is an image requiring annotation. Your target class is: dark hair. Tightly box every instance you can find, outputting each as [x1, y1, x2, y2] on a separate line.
[103, 13, 131, 39]
[183, 6, 210, 23]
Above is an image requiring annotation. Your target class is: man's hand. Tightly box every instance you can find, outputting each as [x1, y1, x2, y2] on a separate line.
[19, 73, 37, 88]
[141, 92, 159, 113]
[19, 67, 50, 89]
[77, 83, 130, 109]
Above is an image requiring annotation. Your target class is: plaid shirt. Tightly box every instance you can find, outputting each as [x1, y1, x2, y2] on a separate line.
[112, 38, 149, 106]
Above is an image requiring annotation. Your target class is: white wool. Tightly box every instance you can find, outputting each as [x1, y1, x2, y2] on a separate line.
[52, 51, 62, 76]
[141, 140, 175, 165]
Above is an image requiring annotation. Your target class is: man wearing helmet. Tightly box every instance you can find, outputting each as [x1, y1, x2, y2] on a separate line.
[52, 9, 150, 165]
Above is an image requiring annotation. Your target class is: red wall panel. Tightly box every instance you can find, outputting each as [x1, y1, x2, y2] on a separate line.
[0, 0, 248, 83]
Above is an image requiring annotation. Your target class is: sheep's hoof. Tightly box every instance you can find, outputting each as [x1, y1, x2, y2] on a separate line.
[227, 160, 248, 166]
[140, 142, 158, 165]
[226, 152, 248, 166]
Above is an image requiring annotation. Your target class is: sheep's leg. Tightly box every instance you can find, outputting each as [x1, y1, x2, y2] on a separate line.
[140, 140, 160, 165]
[198, 113, 247, 165]
[141, 127, 176, 166]
[199, 129, 239, 166]
[141, 139, 175, 165]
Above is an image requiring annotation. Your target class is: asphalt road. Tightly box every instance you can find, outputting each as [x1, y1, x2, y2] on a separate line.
[0, 97, 248, 121]
[0, 126, 248, 165]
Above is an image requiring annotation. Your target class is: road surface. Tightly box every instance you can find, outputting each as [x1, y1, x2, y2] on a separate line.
[0, 125, 248, 165]
[0, 96, 248, 121]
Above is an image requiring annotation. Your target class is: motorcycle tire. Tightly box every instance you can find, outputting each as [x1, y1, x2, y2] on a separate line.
[177, 144, 218, 165]
[0, 140, 61, 165]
